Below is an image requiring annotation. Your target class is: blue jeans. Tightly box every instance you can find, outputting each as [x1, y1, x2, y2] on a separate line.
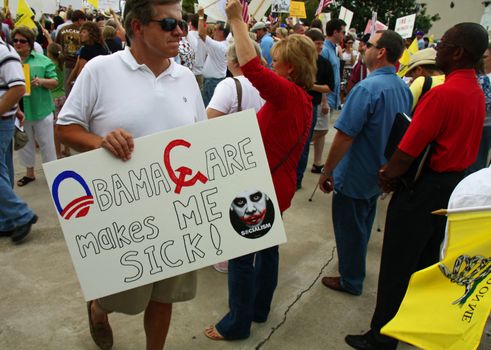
[202, 77, 223, 107]
[216, 245, 279, 339]
[332, 191, 377, 295]
[296, 104, 318, 187]
[0, 118, 34, 231]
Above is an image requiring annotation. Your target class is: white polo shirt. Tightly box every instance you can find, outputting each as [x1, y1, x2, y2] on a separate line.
[58, 47, 206, 137]
[202, 37, 228, 79]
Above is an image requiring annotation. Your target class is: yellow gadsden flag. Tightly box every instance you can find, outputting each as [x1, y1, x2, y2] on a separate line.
[381, 209, 491, 350]
[88, 0, 99, 9]
[15, 0, 35, 29]
[397, 38, 420, 77]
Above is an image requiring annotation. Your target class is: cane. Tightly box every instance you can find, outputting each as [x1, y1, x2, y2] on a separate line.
[308, 184, 319, 202]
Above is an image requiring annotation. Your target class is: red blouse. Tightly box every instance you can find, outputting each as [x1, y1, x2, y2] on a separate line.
[241, 57, 313, 212]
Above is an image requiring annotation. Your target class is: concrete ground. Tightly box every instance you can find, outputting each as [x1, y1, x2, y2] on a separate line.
[0, 116, 416, 350]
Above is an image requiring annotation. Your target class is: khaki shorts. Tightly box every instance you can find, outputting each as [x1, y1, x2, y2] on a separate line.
[97, 271, 197, 315]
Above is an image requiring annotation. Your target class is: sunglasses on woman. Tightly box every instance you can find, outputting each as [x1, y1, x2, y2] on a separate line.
[150, 18, 186, 32]
[13, 38, 28, 44]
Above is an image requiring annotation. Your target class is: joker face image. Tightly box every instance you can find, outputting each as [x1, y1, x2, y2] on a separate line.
[231, 190, 268, 228]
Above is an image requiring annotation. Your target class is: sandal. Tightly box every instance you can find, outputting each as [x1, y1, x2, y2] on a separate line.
[87, 300, 113, 350]
[311, 164, 323, 174]
[17, 176, 35, 187]
[204, 325, 225, 340]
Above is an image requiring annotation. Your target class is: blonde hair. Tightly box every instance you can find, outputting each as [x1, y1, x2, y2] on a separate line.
[228, 39, 261, 64]
[276, 27, 288, 39]
[270, 34, 317, 89]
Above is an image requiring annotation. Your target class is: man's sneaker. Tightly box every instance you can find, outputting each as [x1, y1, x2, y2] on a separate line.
[11, 214, 38, 244]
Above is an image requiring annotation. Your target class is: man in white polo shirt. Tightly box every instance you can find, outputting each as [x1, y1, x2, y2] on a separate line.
[197, 7, 229, 107]
[56, 0, 206, 349]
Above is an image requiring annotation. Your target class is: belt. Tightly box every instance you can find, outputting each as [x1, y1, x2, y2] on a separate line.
[1, 116, 13, 120]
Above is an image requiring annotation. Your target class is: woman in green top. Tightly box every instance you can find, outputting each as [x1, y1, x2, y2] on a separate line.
[13, 26, 58, 186]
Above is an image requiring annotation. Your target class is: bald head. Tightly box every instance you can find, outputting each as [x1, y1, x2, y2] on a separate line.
[449, 23, 488, 64]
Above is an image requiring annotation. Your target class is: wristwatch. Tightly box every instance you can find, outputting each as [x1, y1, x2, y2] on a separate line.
[321, 167, 331, 177]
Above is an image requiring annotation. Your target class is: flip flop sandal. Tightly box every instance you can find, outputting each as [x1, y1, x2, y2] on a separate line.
[87, 301, 113, 350]
[17, 176, 35, 187]
[204, 325, 225, 340]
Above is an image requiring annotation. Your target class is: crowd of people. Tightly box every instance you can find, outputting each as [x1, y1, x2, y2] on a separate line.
[0, 0, 490, 349]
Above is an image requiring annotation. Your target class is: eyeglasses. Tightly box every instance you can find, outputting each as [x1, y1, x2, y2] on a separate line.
[366, 41, 380, 49]
[150, 18, 185, 32]
[436, 41, 458, 50]
[13, 38, 28, 44]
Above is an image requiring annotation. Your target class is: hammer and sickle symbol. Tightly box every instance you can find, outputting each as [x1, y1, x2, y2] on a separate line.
[163, 139, 208, 194]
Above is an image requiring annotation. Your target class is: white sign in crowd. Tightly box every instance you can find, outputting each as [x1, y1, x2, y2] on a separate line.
[43, 110, 287, 301]
[395, 13, 417, 39]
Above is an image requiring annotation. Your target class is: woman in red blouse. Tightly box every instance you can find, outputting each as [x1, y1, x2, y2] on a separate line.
[205, 0, 317, 340]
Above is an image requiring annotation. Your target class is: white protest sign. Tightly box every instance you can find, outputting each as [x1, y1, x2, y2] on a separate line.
[319, 12, 331, 35]
[339, 6, 353, 31]
[59, 0, 85, 9]
[395, 13, 416, 39]
[6, 0, 57, 15]
[98, 0, 120, 10]
[43, 110, 287, 301]
[198, 0, 227, 22]
[249, 0, 273, 21]
[271, 0, 290, 13]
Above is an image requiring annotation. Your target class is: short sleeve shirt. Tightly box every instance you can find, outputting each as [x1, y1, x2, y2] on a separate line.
[333, 66, 413, 199]
[320, 39, 341, 109]
[0, 40, 24, 118]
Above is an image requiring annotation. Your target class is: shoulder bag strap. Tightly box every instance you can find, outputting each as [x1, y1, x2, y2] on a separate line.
[420, 75, 433, 99]
[271, 121, 309, 174]
[233, 77, 242, 112]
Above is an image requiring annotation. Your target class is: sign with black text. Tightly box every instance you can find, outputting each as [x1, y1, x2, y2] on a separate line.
[43, 110, 286, 301]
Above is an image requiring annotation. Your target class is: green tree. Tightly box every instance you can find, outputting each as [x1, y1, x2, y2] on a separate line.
[182, 0, 196, 14]
[311, 0, 440, 35]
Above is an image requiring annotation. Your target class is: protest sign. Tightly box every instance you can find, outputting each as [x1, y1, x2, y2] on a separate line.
[43, 110, 287, 301]
[364, 19, 388, 35]
[249, 0, 273, 21]
[318, 12, 331, 35]
[271, 0, 290, 13]
[59, 0, 85, 9]
[395, 13, 416, 39]
[289, 1, 306, 18]
[339, 6, 353, 31]
[97, 0, 120, 10]
[198, 0, 227, 22]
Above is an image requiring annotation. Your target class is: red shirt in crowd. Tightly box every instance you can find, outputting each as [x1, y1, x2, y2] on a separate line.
[241, 57, 312, 212]
[399, 69, 485, 172]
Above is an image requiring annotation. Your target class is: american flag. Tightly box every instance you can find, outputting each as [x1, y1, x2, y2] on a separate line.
[240, 0, 250, 23]
[315, 0, 335, 16]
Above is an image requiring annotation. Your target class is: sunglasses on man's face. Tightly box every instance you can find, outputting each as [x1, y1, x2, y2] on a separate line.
[150, 18, 185, 32]
[13, 38, 28, 44]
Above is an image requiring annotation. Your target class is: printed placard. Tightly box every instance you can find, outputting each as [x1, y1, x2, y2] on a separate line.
[271, 0, 290, 13]
[289, 1, 306, 18]
[395, 14, 416, 39]
[43, 110, 286, 301]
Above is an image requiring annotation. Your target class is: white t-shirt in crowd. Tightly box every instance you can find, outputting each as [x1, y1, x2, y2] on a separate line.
[58, 47, 206, 137]
[207, 75, 264, 114]
[202, 37, 227, 79]
[187, 30, 206, 76]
